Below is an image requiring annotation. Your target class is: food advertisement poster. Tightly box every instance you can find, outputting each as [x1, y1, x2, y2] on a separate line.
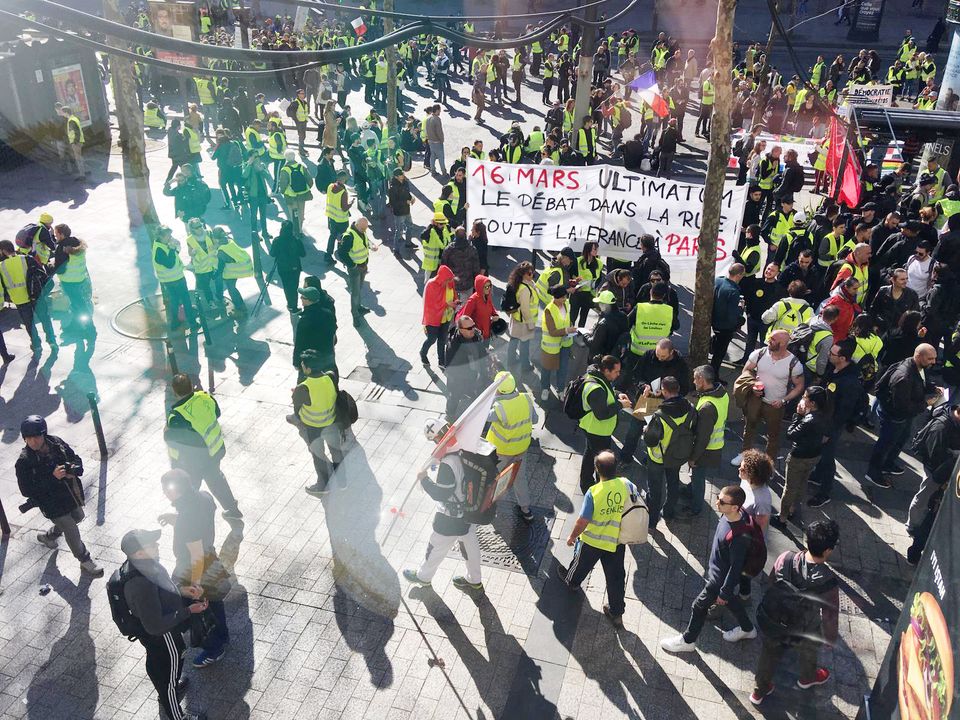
[861, 460, 960, 719]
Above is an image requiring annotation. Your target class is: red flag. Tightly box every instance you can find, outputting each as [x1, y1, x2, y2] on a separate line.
[838, 142, 862, 208]
[825, 116, 844, 181]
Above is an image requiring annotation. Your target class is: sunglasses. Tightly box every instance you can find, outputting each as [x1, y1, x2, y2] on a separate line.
[461, 324, 476, 331]
[716, 494, 735, 506]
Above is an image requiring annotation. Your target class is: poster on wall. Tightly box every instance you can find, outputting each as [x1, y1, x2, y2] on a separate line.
[148, 1, 198, 67]
[51, 64, 91, 127]
[860, 457, 960, 719]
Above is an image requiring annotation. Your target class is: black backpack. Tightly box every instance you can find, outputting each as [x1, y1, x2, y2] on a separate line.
[786, 323, 816, 363]
[756, 551, 838, 645]
[459, 447, 501, 524]
[106, 562, 146, 641]
[289, 165, 308, 193]
[326, 372, 358, 427]
[500, 284, 520, 313]
[726, 513, 768, 578]
[562, 374, 590, 420]
[909, 404, 952, 466]
[656, 410, 697, 466]
[226, 139, 244, 167]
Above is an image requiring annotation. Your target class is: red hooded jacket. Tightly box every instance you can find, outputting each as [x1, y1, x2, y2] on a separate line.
[457, 274, 498, 339]
[423, 265, 456, 327]
[822, 285, 861, 342]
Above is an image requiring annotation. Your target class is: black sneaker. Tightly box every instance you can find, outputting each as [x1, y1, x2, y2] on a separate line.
[807, 495, 831, 508]
[519, 508, 534, 523]
[864, 473, 892, 489]
[883, 464, 906, 476]
[221, 508, 243, 521]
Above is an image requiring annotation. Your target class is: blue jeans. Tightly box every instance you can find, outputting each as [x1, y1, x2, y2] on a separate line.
[160, 278, 197, 329]
[393, 213, 414, 250]
[867, 406, 912, 479]
[507, 336, 531, 371]
[540, 346, 570, 393]
[203, 599, 229, 655]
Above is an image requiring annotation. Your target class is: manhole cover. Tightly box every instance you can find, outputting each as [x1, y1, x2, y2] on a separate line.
[451, 506, 555, 575]
[111, 294, 203, 341]
[109, 135, 168, 155]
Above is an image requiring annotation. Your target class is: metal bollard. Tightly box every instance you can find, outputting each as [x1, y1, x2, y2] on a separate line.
[208, 363, 215, 395]
[164, 339, 180, 376]
[87, 392, 108, 460]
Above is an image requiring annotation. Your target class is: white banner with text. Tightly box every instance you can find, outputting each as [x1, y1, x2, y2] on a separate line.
[466, 158, 747, 270]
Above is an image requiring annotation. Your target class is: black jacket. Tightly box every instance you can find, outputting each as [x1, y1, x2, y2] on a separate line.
[269, 228, 305, 273]
[445, 331, 487, 388]
[637, 350, 691, 396]
[632, 250, 669, 288]
[774, 160, 804, 198]
[293, 299, 337, 367]
[786, 411, 827, 458]
[583, 366, 620, 425]
[587, 308, 629, 359]
[778, 262, 824, 304]
[822, 363, 865, 432]
[869, 285, 920, 335]
[636, 282, 680, 332]
[15, 435, 85, 519]
[879, 357, 935, 420]
[741, 276, 785, 320]
[917, 405, 960, 484]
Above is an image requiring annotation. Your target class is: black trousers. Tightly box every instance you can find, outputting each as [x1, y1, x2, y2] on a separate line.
[683, 581, 754, 643]
[569, 291, 593, 327]
[141, 631, 186, 720]
[580, 432, 612, 494]
[566, 541, 626, 616]
[277, 267, 301, 311]
[710, 328, 736, 375]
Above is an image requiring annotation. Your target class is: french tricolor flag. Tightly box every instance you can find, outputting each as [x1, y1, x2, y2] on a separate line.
[630, 70, 670, 118]
[351, 16, 366, 36]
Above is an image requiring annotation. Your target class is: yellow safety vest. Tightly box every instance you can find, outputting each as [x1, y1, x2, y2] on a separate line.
[805, 329, 835, 373]
[281, 163, 311, 197]
[422, 225, 450, 272]
[701, 79, 715, 105]
[218, 240, 253, 279]
[31, 227, 52, 264]
[375, 60, 388, 83]
[849, 263, 868, 305]
[186, 233, 215, 275]
[696, 392, 729, 450]
[144, 106, 165, 128]
[819, 232, 854, 268]
[485, 392, 534, 455]
[345, 227, 369, 265]
[60, 251, 89, 284]
[292, 98, 308, 122]
[757, 157, 779, 190]
[767, 211, 793, 248]
[629, 302, 673, 355]
[298, 375, 337, 427]
[647, 410, 690, 464]
[442, 285, 456, 323]
[255, 102, 267, 121]
[581, 477, 629, 551]
[194, 77, 215, 105]
[532, 41, 542, 54]
[199, 15, 211, 33]
[577, 127, 597, 157]
[168, 391, 224, 459]
[67, 115, 84, 145]
[766, 298, 811, 338]
[541, 302, 573, 354]
[853, 334, 883, 363]
[579, 378, 618, 435]
[244, 125, 263, 155]
[543, 61, 555, 79]
[325, 185, 349, 223]
[268, 130, 287, 160]
[152, 240, 184, 283]
[526, 130, 545, 153]
[576, 256, 604, 293]
[0, 255, 30, 305]
[741, 245, 761, 275]
[184, 126, 201, 154]
[446, 182, 461, 215]
[938, 198, 960, 222]
[504, 144, 523, 163]
[511, 281, 539, 324]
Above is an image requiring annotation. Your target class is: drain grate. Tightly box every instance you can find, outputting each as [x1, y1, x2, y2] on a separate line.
[450, 506, 555, 575]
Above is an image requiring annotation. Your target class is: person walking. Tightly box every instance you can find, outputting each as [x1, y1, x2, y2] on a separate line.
[158, 469, 232, 667]
[291, 350, 343, 496]
[151, 227, 197, 333]
[323, 170, 352, 261]
[750, 520, 840, 706]
[165, 118, 191, 184]
[689, 365, 729, 517]
[50, 223, 93, 335]
[643, 376, 696, 529]
[335, 217, 374, 326]
[242, 152, 272, 241]
[866, 344, 942, 488]
[564, 450, 638, 627]
[661, 483, 758, 653]
[117, 528, 209, 720]
[16, 415, 103, 577]
[777, 386, 828, 524]
[184, 219, 221, 318]
[485, 371, 538, 523]
[276, 150, 313, 236]
[404, 418, 484, 592]
[578, 355, 632, 493]
[421, 213, 451, 285]
[0, 239, 57, 352]
[289, 88, 310, 156]
[711, 263, 745, 376]
[421, 265, 457, 367]
[387, 168, 416, 257]
[212, 228, 253, 317]
[269, 220, 306, 313]
[444, 315, 489, 420]
[164, 373, 242, 521]
[292, 286, 337, 376]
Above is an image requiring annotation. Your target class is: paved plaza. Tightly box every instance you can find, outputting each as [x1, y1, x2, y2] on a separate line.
[0, 17, 930, 718]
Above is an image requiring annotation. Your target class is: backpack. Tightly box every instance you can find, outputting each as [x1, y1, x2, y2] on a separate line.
[226, 139, 244, 167]
[857, 352, 878, 383]
[562, 374, 590, 421]
[15, 223, 40, 250]
[909, 404, 951, 466]
[657, 410, 696, 466]
[25, 256, 50, 301]
[289, 165, 308, 193]
[619, 108, 633, 129]
[756, 551, 838, 644]
[786, 322, 816, 363]
[726, 513, 768, 577]
[285, 100, 298, 119]
[106, 562, 146, 641]
[459, 448, 502, 524]
[328, 372, 358, 427]
[500, 284, 520, 313]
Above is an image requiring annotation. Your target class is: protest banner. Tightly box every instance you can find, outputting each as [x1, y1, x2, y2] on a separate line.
[842, 83, 894, 107]
[466, 158, 747, 271]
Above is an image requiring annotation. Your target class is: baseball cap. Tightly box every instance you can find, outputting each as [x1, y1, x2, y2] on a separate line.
[559, 246, 577, 262]
[121, 528, 161, 557]
[39, 212, 54, 225]
[861, 202, 878, 211]
[593, 290, 618, 305]
[919, 173, 936, 186]
[794, 211, 807, 223]
[298, 286, 322, 302]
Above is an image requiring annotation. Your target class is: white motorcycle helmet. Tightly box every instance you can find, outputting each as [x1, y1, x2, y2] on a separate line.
[423, 417, 449, 442]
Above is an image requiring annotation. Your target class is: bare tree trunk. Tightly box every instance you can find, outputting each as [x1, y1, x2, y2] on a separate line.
[384, 0, 397, 135]
[570, 0, 598, 145]
[689, 0, 737, 368]
[102, 0, 160, 234]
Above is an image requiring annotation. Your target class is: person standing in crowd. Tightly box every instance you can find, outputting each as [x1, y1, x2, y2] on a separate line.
[158, 469, 231, 667]
[689, 365, 729, 517]
[711, 264, 745, 375]
[16, 415, 103, 577]
[336, 217, 374, 326]
[485, 371, 538, 523]
[0, 240, 56, 352]
[540, 285, 574, 402]
[564, 450, 638, 627]
[421, 265, 457, 368]
[291, 349, 343, 497]
[387, 168, 416, 257]
[424, 105, 446, 175]
[289, 88, 310, 156]
[733, 330, 805, 465]
[242, 152, 272, 241]
[441, 227, 481, 296]
[866, 344, 942, 489]
[578, 355, 632, 494]
[643, 376, 695, 530]
[269, 220, 305, 313]
[586, 290, 629, 360]
[165, 373, 242, 521]
[276, 149, 313, 236]
[323, 170, 352, 262]
[444, 315, 488, 421]
[751, 520, 840, 706]
[570, 242, 603, 328]
[506, 261, 539, 375]
[662, 484, 757, 653]
[777, 386, 828, 525]
[292, 286, 337, 377]
[738, 263, 785, 362]
[150, 227, 197, 333]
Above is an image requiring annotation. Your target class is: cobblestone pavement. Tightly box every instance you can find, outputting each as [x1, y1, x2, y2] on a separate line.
[0, 55, 916, 720]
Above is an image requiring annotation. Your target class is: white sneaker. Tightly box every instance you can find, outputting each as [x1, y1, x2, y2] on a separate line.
[730, 452, 744, 467]
[540, 389, 550, 402]
[722, 626, 757, 643]
[661, 634, 697, 653]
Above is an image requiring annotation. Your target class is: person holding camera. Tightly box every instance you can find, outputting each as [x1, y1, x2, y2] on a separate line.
[119, 528, 209, 720]
[16, 415, 103, 577]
